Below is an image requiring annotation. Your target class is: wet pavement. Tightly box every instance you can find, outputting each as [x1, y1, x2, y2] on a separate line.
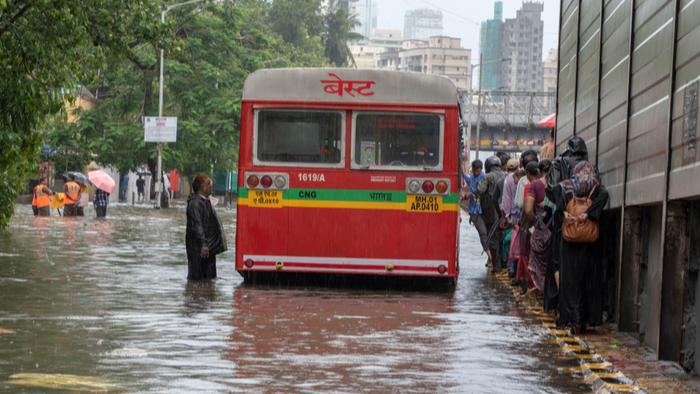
[0, 203, 653, 393]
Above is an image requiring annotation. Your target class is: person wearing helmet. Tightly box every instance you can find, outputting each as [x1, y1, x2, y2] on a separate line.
[475, 155, 506, 271]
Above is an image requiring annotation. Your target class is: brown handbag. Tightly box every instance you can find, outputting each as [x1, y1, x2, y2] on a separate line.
[562, 185, 599, 243]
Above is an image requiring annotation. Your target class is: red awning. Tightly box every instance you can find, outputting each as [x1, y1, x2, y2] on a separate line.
[537, 113, 556, 127]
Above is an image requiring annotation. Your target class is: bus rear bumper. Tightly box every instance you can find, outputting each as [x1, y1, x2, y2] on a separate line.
[238, 255, 453, 277]
[237, 270, 457, 291]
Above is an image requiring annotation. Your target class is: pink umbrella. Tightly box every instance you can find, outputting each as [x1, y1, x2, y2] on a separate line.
[537, 113, 556, 127]
[88, 170, 116, 193]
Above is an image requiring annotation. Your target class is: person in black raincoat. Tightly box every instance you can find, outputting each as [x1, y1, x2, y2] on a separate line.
[186, 174, 226, 280]
[475, 156, 506, 271]
[552, 161, 609, 334]
[543, 136, 590, 313]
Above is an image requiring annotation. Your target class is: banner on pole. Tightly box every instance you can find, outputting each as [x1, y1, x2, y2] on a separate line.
[144, 117, 177, 142]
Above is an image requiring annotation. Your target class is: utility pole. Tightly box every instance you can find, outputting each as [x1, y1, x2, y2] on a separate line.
[156, 7, 165, 209]
[475, 53, 483, 161]
[156, 0, 204, 209]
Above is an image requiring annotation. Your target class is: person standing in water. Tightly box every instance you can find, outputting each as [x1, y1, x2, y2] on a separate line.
[186, 175, 226, 280]
[33, 176, 56, 216]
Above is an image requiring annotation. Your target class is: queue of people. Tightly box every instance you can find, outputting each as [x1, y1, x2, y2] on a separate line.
[462, 136, 609, 335]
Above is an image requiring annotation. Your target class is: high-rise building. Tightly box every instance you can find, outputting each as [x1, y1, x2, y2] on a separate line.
[479, 2, 504, 91]
[322, 0, 359, 13]
[403, 9, 443, 41]
[353, 0, 378, 40]
[542, 49, 557, 106]
[375, 36, 471, 90]
[499, 1, 544, 99]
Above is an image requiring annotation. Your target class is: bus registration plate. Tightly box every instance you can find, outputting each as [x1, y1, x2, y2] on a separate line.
[407, 195, 442, 213]
[250, 190, 283, 208]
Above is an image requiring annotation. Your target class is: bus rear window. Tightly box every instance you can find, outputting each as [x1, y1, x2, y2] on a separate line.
[256, 110, 343, 165]
[354, 113, 441, 168]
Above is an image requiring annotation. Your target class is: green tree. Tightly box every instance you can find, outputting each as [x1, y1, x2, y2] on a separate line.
[268, 0, 323, 49]
[50, 0, 330, 185]
[0, 0, 171, 229]
[322, 0, 364, 67]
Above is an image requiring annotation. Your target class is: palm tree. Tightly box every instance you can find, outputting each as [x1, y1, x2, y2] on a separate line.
[322, 0, 365, 67]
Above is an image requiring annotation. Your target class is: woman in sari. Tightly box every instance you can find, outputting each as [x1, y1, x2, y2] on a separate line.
[524, 159, 552, 293]
[515, 162, 539, 296]
[552, 161, 609, 334]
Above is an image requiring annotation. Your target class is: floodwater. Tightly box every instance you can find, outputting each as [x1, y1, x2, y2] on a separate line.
[0, 203, 595, 393]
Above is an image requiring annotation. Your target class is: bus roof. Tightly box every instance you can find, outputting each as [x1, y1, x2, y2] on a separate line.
[242, 68, 459, 106]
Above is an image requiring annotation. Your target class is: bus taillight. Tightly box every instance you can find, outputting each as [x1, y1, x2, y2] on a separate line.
[274, 176, 287, 189]
[405, 178, 450, 196]
[407, 180, 421, 193]
[244, 173, 289, 191]
[247, 175, 260, 188]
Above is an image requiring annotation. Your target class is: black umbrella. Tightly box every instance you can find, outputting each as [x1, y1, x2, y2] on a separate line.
[136, 171, 152, 176]
[62, 172, 91, 186]
[482, 215, 504, 256]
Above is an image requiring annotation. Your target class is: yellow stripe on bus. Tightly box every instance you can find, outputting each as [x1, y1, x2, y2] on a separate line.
[237, 198, 460, 212]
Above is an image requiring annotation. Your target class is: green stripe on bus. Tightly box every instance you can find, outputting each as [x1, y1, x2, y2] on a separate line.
[237, 187, 459, 204]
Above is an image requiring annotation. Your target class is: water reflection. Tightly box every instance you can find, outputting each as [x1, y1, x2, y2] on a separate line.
[184, 280, 218, 316]
[0, 204, 591, 393]
[225, 285, 455, 393]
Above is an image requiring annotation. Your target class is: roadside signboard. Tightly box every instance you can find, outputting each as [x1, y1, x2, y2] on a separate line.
[144, 117, 177, 142]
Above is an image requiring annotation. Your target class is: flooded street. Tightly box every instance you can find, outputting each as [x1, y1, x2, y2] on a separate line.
[1, 203, 594, 393]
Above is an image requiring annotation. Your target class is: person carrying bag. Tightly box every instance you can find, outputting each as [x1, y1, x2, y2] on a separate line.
[562, 185, 599, 243]
[553, 160, 609, 334]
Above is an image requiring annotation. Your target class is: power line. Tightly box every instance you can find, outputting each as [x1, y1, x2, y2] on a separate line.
[414, 0, 480, 25]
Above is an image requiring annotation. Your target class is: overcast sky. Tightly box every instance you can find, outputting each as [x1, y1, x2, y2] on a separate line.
[374, 0, 560, 61]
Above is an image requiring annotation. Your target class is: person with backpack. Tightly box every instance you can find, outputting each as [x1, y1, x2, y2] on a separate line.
[552, 161, 609, 334]
[543, 136, 590, 313]
[475, 156, 505, 271]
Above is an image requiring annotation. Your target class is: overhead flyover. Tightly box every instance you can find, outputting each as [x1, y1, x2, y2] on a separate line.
[458, 90, 555, 153]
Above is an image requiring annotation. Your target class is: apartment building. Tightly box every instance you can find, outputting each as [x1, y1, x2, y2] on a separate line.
[499, 1, 544, 100]
[375, 36, 471, 90]
[350, 29, 403, 69]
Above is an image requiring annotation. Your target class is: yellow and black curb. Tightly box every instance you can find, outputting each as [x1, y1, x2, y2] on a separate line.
[492, 271, 645, 394]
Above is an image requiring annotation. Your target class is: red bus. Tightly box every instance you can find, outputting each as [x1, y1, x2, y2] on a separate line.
[235, 69, 462, 286]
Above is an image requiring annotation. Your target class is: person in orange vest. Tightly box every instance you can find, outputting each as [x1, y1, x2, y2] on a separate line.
[33, 176, 56, 216]
[63, 174, 81, 217]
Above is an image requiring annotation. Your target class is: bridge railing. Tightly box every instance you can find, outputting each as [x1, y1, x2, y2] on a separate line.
[458, 90, 556, 126]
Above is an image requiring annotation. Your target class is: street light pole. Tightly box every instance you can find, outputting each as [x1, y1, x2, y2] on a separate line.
[156, 0, 205, 209]
[475, 53, 483, 161]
